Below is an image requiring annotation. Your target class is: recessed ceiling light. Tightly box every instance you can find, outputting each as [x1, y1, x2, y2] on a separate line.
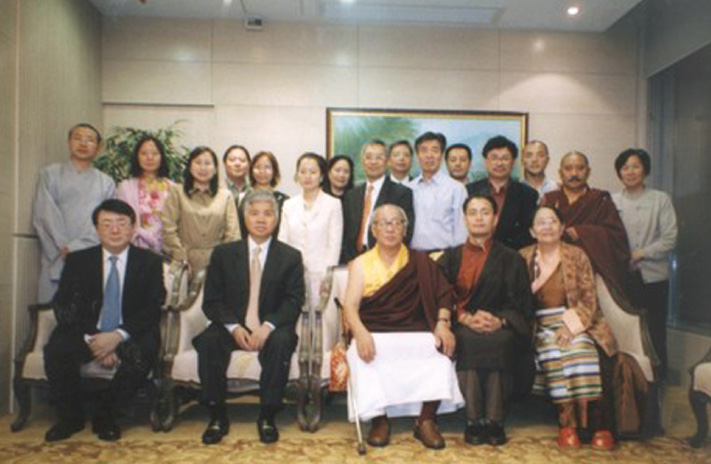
[341, 0, 356, 4]
[567, 6, 580, 16]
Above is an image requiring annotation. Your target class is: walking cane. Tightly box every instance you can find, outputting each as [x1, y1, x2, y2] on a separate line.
[335, 297, 367, 455]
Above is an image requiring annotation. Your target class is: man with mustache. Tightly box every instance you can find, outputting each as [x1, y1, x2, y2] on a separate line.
[542, 152, 630, 298]
[542, 151, 655, 438]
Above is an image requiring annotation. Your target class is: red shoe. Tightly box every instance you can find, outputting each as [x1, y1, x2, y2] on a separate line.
[591, 430, 615, 451]
[557, 427, 580, 449]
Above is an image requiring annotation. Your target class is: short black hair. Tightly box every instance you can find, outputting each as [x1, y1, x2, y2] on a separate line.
[388, 140, 414, 156]
[92, 199, 136, 226]
[615, 148, 651, 178]
[463, 193, 498, 216]
[184, 146, 219, 197]
[295, 152, 328, 187]
[415, 132, 447, 153]
[482, 135, 518, 160]
[324, 154, 355, 194]
[130, 135, 169, 178]
[68, 123, 102, 144]
[445, 143, 472, 161]
[222, 144, 251, 164]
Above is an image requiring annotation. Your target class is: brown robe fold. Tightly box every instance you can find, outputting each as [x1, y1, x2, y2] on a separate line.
[360, 250, 452, 333]
[542, 187, 630, 298]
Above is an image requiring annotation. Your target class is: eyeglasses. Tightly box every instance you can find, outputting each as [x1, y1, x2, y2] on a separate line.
[98, 219, 131, 230]
[71, 136, 98, 145]
[374, 219, 405, 229]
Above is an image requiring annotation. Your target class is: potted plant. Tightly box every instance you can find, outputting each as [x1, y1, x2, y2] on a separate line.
[95, 121, 189, 183]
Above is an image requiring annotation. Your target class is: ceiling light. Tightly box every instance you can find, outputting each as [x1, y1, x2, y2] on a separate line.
[567, 6, 580, 16]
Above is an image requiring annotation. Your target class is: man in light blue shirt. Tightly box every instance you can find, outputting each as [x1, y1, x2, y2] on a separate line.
[408, 132, 468, 251]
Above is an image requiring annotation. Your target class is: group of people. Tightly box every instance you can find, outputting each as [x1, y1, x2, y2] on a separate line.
[33, 122, 678, 451]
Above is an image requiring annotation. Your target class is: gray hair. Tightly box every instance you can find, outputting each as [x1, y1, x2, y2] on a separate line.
[371, 204, 408, 229]
[243, 189, 278, 215]
[360, 139, 388, 158]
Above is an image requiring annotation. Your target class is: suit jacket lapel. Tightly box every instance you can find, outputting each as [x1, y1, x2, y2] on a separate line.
[123, 246, 139, 315]
[472, 241, 500, 297]
[89, 246, 104, 321]
[498, 181, 517, 231]
[258, 240, 277, 310]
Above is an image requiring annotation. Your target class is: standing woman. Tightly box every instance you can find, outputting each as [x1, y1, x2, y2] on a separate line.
[279, 153, 343, 304]
[239, 151, 289, 237]
[161, 146, 240, 276]
[223, 144, 251, 199]
[520, 206, 618, 450]
[323, 154, 354, 199]
[116, 136, 173, 254]
[612, 149, 678, 380]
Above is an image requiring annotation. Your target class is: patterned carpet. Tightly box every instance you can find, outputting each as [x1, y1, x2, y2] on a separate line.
[1, 388, 709, 464]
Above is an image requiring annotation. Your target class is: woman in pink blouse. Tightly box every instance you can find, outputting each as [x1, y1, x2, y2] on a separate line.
[116, 135, 173, 254]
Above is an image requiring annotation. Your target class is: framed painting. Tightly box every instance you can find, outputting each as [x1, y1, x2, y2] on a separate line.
[326, 108, 528, 183]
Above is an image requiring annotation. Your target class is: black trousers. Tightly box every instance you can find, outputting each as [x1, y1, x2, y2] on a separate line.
[193, 323, 297, 409]
[628, 279, 669, 380]
[44, 327, 158, 422]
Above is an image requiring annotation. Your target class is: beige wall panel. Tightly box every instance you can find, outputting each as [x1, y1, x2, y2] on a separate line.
[500, 30, 637, 75]
[0, 19, 15, 414]
[17, 0, 102, 234]
[212, 105, 325, 196]
[358, 68, 499, 110]
[103, 16, 212, 62]
[0, 0, 16, 40]
[213, 63, 357, 107]
[213, 20, 358, 67]
[358, 25, 499, 71]
[499, 72, 637, 116]
[103, 104, 215, 152]
[103, 60, 212, 105]
[528, 113, 636, 193]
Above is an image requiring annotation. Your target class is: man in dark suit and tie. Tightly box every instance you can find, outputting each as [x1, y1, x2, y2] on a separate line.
[340, 139, 414, 264]
[466, 136, 539, 250]
[44, 199, 165, 442]
[194, 189, 305, 445]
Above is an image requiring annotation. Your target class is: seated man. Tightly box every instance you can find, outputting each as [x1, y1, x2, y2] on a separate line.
[343, 204, 463, 450]
[194, 190, 305, 445]
[439, 193, 534, 446]
[44, 199, 165, 442]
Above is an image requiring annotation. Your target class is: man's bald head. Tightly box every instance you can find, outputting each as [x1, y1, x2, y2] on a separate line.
[560, 151, 589, 168]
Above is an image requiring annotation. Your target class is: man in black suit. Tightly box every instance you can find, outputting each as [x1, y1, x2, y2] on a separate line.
[340, 139, 414, 263]
[194, 189, 305, 445]
[44, 199, 165, 442]
[466, 136, 539, 250]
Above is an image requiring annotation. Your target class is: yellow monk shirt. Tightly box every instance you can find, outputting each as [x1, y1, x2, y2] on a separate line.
[362, 244, 409, 297]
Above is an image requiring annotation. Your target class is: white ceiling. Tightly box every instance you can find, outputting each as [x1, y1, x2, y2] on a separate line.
[90, 0, 644, 32]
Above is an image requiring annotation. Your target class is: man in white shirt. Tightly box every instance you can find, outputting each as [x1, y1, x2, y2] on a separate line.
[408, 132, 468, 251]
[521, 140, 558, 197]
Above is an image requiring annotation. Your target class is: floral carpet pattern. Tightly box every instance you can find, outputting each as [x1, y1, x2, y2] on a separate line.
[1, 387, 709, 464]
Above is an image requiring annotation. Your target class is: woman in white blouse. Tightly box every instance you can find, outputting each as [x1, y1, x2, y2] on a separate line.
[279, 153, 343, 305]
[612, 148, 677, 381]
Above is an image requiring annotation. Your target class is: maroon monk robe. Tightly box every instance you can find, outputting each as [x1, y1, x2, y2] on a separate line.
[359, 250, 453, 333]
[542, 187, 631, 298]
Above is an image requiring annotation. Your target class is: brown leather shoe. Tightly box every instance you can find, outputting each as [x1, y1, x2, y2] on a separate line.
[367, 415, 390, 447]
[414, 418, 445, 449]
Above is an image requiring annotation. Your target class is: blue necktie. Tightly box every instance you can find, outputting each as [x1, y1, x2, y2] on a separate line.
[100, 255, 121, 333]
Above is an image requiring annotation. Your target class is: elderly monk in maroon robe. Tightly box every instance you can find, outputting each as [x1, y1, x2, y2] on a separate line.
[542, 151, 660, 438]
[343, 204, 464, 450]
[541, 151, 630, 298]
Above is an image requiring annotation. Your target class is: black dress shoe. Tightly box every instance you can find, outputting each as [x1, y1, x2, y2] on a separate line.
[92, 416, 121, 441]
[464, 422, 488, 445]
[45, 420, 84, 442]
[202, 417, 230, 445]
[257, 417, 279, 444]
[486, 422, 507, 446]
